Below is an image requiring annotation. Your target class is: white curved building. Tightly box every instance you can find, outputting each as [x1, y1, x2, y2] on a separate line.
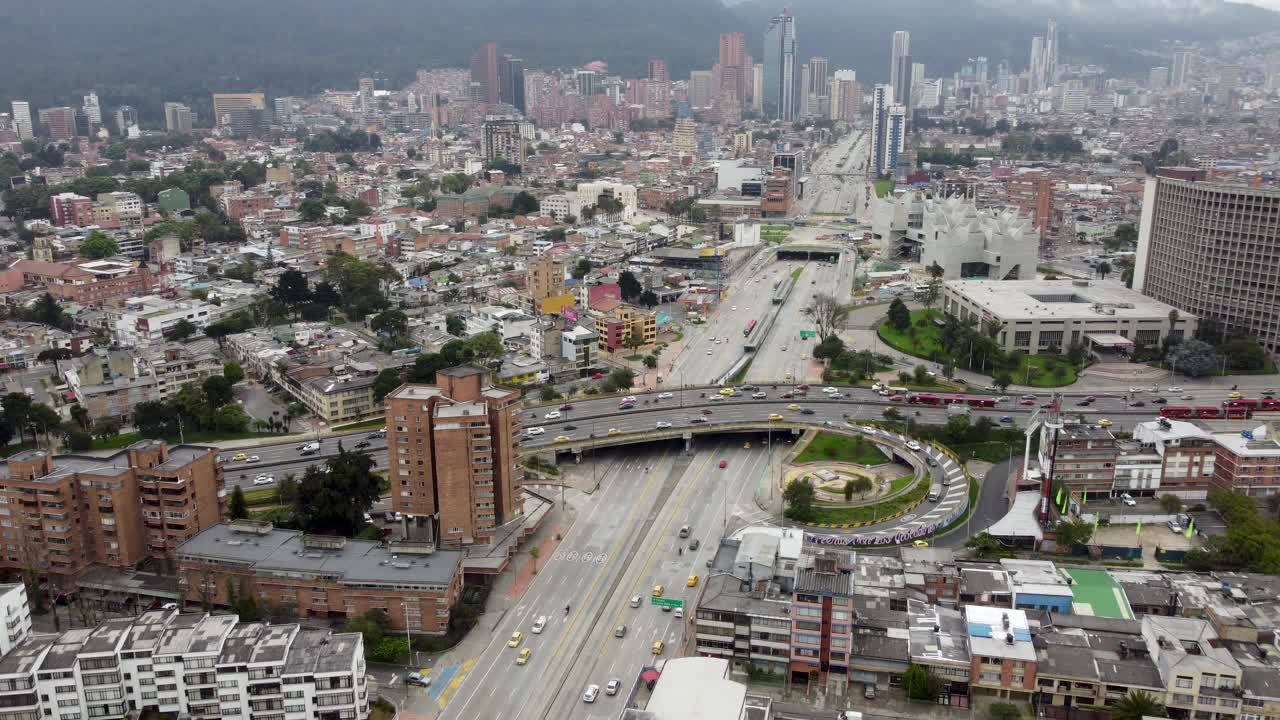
[873, 191, 1037, 280]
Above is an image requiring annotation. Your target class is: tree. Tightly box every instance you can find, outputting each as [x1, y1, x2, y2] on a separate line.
[93, 418, 120, 441]
[966, 532, 1006, 559]
[271, 269, 313, 308]
[538, 385, 562, 401]
[887, 298, 911, 332]
[926, 261, 945, 280]
[572, 258, 591, 279]
[23, 293, 71, 330]
[1114, 223, 1138, 246]
[618, 271, 642, 302]
[528, 546, 540, 574]
[920, 280, 941, 311]
[842, 479, 855, 501]
[169, 318, 198, 341]
[1223, 338, 1268, 371]
[510, 191, 539, 215]
[1113, 691, 1167, 720]
[989, 703, 1022, 720]
[446, 315, 465, 336]
[805, 293, 850, 339]
[902, 664, 940, 701]
[782, 478, 815, 519]
[1096, 261, 1112, 280]
[371, 368, 404, 403]
[298, 198, 326, 222]
[440, 173, 471, 195]
[994, 372, 1013, 393]
[1166, 339, 1219, 377]
[639, 290, 659, 308]
[2, 393, 33, 443]
[1160, 494, 1183, 513]
[223, 361, 245, 385]
[292, 447, 383, 535]
[80, 230, 120, 259]
[1055, 519, 1094, 548]
[813, 335, 846, 362]
[37, 348, 74, 362]
[623, 328, 645, 353]
[202, 375, 235, 410]
[370, 309, 409, 339]
[643, 355, 658, 368]
[228, 486, 249, 520]
[603, 368, 635, 392]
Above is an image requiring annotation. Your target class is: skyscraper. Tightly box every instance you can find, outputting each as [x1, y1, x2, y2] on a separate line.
[211, 93, 266, 133]
[499, 55, 526, 113]
[884, 104, 906, 176]
[830, 70, 860, 121]
[11, 101, 32, 140]
[648, 59, 669, 83]
[763, 9, 798, 121]
[719, 32, 749, 103]
[870, 84, 890, 175]
[575, 69, 599, 97]
[113, 106, 138, 136]
[82, 92, 102, 129]
[751, 64, 765, 113]
[358, 77, 375, 113]
[798, 63, 811, 117]
[1043, 19, 1059, 87]
[1029, 36, 1045, 92]
[37, 107, 76, 142]
[164, 102, 193, 133]
[889, 31, 911, 102]
[480, 116, 525, 163]
[470, 42, 500, 104]
[1171, 51, 1192, 89]
[689, 70, 714, 109]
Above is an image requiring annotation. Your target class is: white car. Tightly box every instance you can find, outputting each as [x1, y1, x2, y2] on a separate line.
[623, 396, 637, 404]
[706, 350, 713, 355]
[244, 455, 260, 463]
[1120, 493, 1137, 507]
[861, 426, 877, 435]
[655, 421, 672, 429]
[752, 392, 767, 399]
[1167, 386, 1183, 392]
[583, 685, 600, 703]
[531, 616, 547, 634]
[605, 679, 622, 696]
[657, 392, 674, 399]
[252, 475, 274, 485]
[905, 440, 922, 451]
[823, 387, 838, 394]
[544, 411, 561, 420]
[731, 306, 737, 311]
[1181, 394, 1195, 400]
[1128, 386, 1143, 393]
[525, 427, 545, 436]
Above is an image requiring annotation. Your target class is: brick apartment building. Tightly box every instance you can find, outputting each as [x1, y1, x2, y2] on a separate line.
[176, 522, 463, 633]
[789, 548, 857, 684]
[383, 366, 524, 547]
[1, 258, 156, 306]
[1006, 172, 1056, 241]
[1046, 425, 1118, 497]
[0, 441, 224, 592]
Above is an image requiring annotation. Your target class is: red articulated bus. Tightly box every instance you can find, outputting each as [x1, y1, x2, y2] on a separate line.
[1226, 398, 1261, 410]
[1160, 406, 1194, 418]
[743, 319, 758, 337]
[908, 393, 942, 405]
[1194, 406, 1223, 419]
[944, 395, 967, 405]
[966, 397, 997, 408]
[1260, 398, 1280, 412]
[1226, 405, 1253, 419]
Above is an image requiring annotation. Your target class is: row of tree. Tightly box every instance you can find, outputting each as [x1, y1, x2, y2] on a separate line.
[133, 363, 254, 439]
[370, 333, 507, 402]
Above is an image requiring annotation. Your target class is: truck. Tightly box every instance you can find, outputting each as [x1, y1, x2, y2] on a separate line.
[298, 441, 321, 455]
[928, 484, 943, 501]
[946, 404, 971, 417]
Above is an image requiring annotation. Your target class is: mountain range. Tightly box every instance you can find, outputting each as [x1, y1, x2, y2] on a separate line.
[0, 0, 1275, 126]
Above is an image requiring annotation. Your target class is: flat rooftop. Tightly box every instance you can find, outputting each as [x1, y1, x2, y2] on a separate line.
[177, 523, 462, 589]
[946, 279, 1195, 322]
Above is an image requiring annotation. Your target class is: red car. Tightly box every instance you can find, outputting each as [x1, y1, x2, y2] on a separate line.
[889, 395, 904, 402]
[590, 372, 605, 380]
[797, 384, 810, 391]
[559, 403, 574, 411]
[719, 459, 728, 469]
[1085, 396, 1096, 402]
[701, 408, 714, 415]
[1019, 399, 1037, 406]
[781, 392, 794, 399]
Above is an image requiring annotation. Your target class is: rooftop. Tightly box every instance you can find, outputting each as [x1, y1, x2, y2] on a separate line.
[965, 605, 1036, 662]
[946, 278, 1195, 322]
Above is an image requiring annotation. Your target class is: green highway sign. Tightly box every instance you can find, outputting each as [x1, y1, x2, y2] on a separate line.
[651, 597, 684, 608]
[799, 330, 817, 339]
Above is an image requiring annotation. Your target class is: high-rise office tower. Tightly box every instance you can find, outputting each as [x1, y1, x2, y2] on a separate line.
[38, 107, 76, 141]
[575, 69, 599, 97]
[164, 102, 193, 133]
[752, 64, 765, 113]
[719, 32, 749, 103]
[480, 116, 525, 163]
[1044, 19, 1059, 87]
[809, 56, 829, 101]
[648, 59, 669, 83]
[830, 70, 860, 121]
[672, 118, 697, 159]
[82, 92, 102, 129]
[1171, 51, 1192, 89]
[882, 105, 906, 176]
[689, 70, 714, 109]
[894, 53, 913, 107]
[113, 106, 138, 136]
[211, 93, 266, 133]
[11, 101, 33, 140]
[470, 42, 500, 104]
[870, 85, 890, 175]
[763, 9, 798, 121]
[975, 57, 989, 85]
[384, 367, 524, 547]
[1029, 36, 1046, 92]
[358, 77, 375, 113]
[499, 56, 526, 113]
[889, 31, 911, 101]
[798, 63, 811, 116]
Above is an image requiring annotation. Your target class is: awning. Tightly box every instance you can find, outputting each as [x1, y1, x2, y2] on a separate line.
[1084, 333, 1134, 348]
[985, 491, 1045, 541]
[640, 668, 661, 683]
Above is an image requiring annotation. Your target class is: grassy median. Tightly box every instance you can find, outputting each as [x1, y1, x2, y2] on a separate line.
[794, 431, 887, 466]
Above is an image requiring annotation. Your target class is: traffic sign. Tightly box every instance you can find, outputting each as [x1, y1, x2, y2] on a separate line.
[651, 597, 684, 608]
[800, 330, 817, 339]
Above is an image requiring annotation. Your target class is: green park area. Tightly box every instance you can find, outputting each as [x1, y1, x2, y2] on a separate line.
[878, 307, 1078, 388]
[761, 224, 792, 243]
[873, 180, 896, 198]
[794, 431, 888, 466]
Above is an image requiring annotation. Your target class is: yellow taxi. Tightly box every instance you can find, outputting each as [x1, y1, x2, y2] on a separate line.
[1229, 391, 1243, 399]
[718, 388, 735, 396]
[607, 428, 622, 436]
[785, 373, 793, 381]
[554, 435, 572, 443]
[652, 640, 665, 655]
[768, 413, 784, 421]
[231, 453, 247, 462]
[516, 648, 532, 666]
[912, 540, 930, 548]
[1098, 418, 1114, 427]
[786, 404, 802, 411]
[652, 584, 664, 597]
[508, 631, 523, 648]
[687, 574, 699, 587]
